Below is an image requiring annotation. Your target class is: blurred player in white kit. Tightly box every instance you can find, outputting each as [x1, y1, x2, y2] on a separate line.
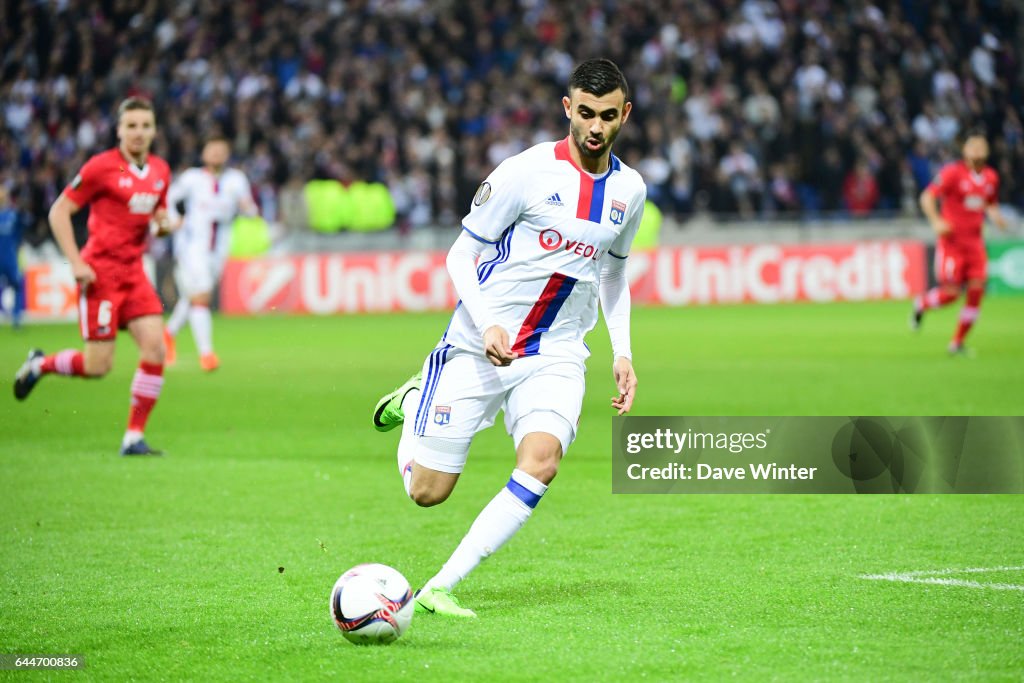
[164, 136, 258, 371]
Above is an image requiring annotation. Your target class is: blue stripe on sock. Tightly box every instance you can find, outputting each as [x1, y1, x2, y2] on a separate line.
[506, 477, 543, 509]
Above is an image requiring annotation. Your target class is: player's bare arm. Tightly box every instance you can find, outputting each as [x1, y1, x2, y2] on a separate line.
[611, 356, 637, 415]
[919, 190, 950, 236]
[987, 204, 1009, 231]
[47, 194, 95, 286]
[483, 325, 518, 367]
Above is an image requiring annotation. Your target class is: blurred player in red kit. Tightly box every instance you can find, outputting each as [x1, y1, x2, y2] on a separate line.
[13, 97, 174, 455]
[911, 132, 1008, 354]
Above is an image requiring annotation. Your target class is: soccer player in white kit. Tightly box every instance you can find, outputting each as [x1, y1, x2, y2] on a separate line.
[164, 136, 257, 371]
[372, 59, 645, 617]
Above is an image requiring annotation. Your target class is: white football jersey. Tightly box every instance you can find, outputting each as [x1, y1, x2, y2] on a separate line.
[443, 137, 647, 361]
[168, 167, 253, 251]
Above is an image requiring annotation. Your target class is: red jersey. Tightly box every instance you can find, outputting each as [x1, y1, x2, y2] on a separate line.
[63, 148, 171, 264]
[926, 161, 999, 242]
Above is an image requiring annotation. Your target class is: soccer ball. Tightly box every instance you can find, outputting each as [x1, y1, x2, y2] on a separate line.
[330, 563, 414, 645]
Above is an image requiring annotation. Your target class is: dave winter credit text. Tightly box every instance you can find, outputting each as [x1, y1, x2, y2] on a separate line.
[623, 428, 818, 481]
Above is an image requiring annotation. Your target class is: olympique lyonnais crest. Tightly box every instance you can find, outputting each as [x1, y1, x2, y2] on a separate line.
[610, 200, 627, 225]
[434, 405, 451, 426]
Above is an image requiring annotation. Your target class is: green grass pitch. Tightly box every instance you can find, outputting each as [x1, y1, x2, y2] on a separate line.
[1, 299, 1022, 681]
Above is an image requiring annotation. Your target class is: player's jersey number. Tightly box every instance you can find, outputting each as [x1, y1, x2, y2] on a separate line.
[97, 300, 113, 327]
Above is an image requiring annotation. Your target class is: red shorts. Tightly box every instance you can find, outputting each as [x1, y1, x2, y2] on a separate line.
[934, 239, 987, 286]
[78, 261, 163, 341]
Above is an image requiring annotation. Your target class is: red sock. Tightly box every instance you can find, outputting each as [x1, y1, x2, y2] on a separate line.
[916, 287, 959, 312]
[40, 350, 87, 377]
[953, 287, 983, 346]
[128, 362, 165, 433]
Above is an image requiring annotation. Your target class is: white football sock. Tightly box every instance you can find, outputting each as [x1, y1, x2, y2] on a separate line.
[423, 469, 547, 592]
[395, 388, 421, 496]
[189, 304, 214, 355]
[122, 429, 144, 448]
[166, 297, 190, 336]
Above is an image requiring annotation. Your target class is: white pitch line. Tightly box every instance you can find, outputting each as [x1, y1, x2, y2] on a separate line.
[885, 565, 1024, 577]
[859, 566, 1024, 591]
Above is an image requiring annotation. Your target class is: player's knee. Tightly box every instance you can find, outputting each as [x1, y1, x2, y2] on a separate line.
[406, 437, 468, 504]
[84, 356, 113, 377]
[517, 442, 562, 484]
[141, 343, 166, 365]
[408, 482, 450, 507]
[514, 418, 570, 485]
[526, 455, 560, 485]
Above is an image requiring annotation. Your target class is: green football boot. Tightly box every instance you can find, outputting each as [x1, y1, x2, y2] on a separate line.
[372, 371, 422, 432]
[414, 587, 477, 618]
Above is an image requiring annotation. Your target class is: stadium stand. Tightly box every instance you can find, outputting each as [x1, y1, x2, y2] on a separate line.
[1, 0, 1021, 244]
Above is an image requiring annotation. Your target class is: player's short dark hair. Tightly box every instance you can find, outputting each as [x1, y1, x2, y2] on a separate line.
[961, 127, 988, 143]
[117, 96, 154, 120]
[568, 58, 629, 100]
[203, 134, 231, 147]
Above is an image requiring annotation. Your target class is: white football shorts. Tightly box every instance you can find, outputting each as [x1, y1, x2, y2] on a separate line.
[174, 233, 231, 298]
[407, 344, 585, 473]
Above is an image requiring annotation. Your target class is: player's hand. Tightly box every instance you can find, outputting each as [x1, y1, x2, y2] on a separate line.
[151, 211, 173, 237]
[71, 260, 96, 287]
[931, 218, 952, 236]
[611, 356, 637, 415]
[992, 212, 1009, 231]
[483, 325, 518, 367]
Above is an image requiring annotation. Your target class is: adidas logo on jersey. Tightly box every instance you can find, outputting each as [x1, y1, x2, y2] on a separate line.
[545, 193, 564, 206]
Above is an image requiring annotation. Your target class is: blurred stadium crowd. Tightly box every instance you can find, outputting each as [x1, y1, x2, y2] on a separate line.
[1, 0, 1022, 245]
